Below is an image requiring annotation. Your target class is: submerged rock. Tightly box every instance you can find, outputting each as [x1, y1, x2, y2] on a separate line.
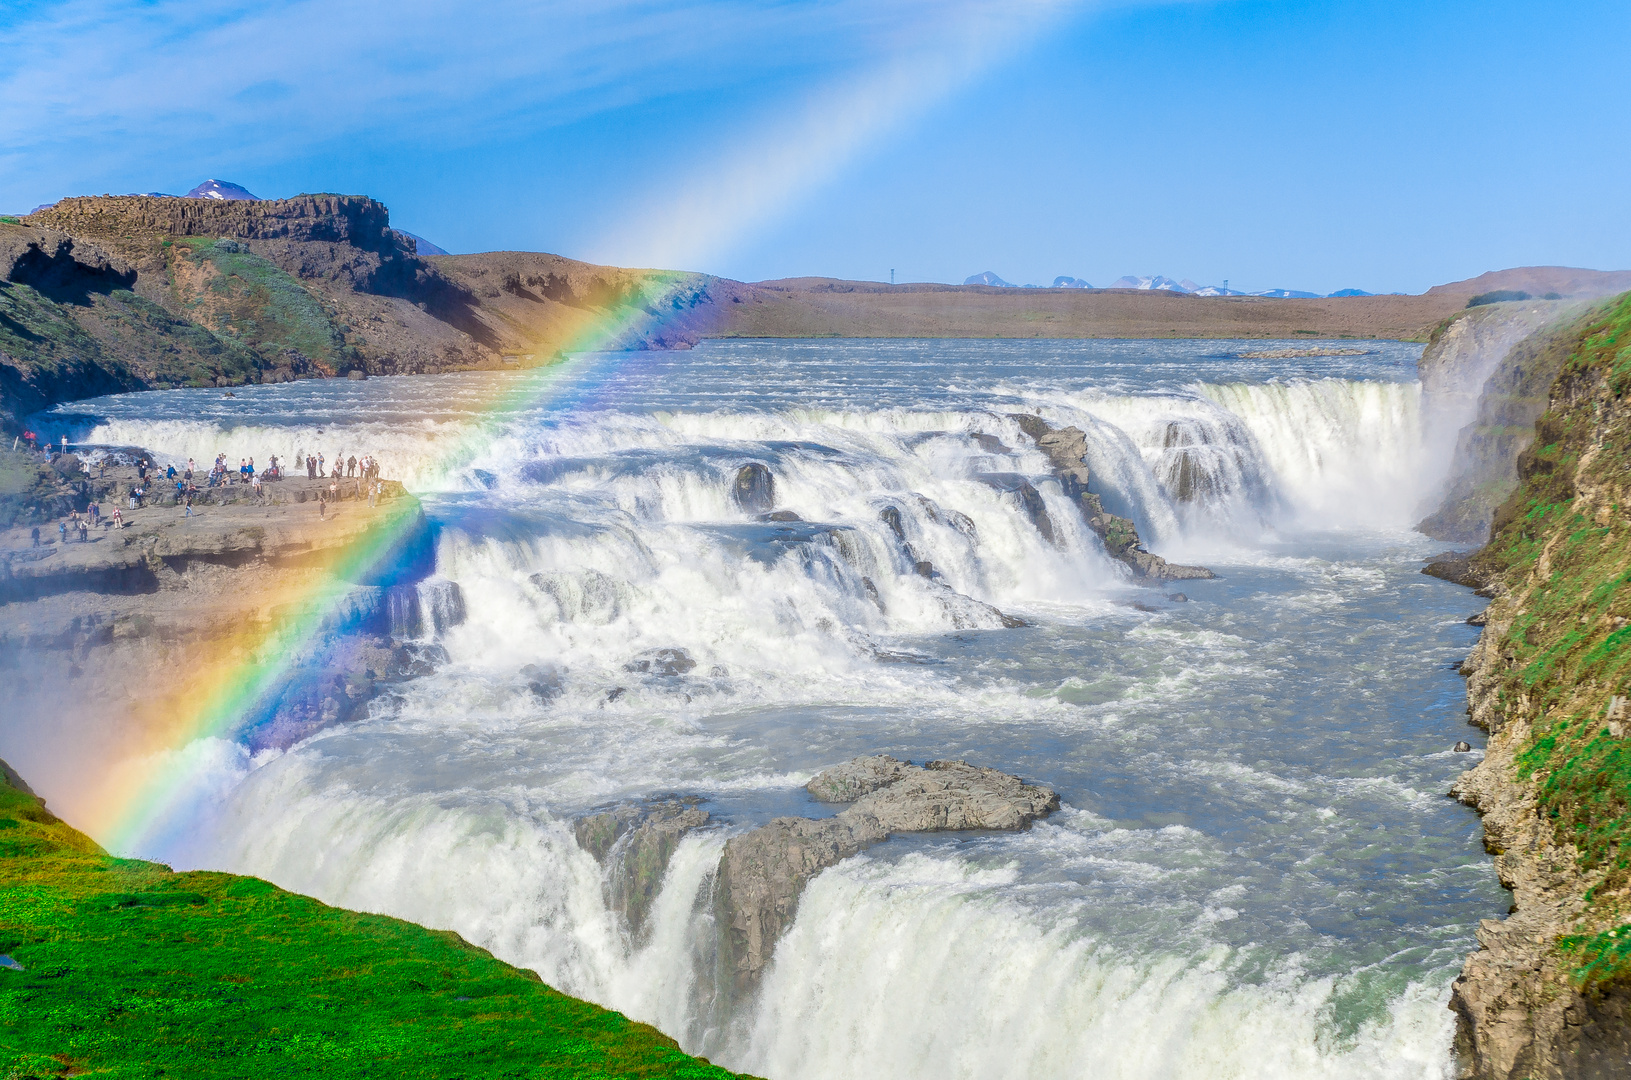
[625, 648, 697, 677]
[715, 756, 1058, 992]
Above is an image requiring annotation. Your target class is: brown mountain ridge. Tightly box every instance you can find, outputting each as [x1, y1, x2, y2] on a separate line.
[2, 191, 1626, 430]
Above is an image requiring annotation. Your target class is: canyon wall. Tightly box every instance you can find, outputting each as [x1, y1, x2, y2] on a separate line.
[1445, 289, 1631, 1077]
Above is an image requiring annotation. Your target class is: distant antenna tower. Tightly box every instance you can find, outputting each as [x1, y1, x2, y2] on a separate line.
[1224, 279, 1229, 290]
[890, 269, 895, 285]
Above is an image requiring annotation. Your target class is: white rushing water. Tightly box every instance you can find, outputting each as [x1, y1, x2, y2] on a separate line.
[40, 339, 1502, 1079]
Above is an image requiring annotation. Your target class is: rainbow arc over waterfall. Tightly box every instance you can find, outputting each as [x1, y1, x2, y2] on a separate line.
[99, 282, 697, 855]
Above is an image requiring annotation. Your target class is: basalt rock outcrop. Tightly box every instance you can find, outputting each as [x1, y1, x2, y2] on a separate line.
[574, 798, 712, 936]
[714, 756, 1058, 993]
[1007, 413, 1213, 582]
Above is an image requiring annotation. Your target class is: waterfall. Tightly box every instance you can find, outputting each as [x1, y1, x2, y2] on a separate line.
[81, 346, 1484, 1080]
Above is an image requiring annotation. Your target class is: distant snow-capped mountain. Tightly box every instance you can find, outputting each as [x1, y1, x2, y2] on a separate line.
[186, 179, 259, 200]
[1108, 275, 1188, 291]
[963, 271, 1345, 296]
[1104, 275, 1347, 298]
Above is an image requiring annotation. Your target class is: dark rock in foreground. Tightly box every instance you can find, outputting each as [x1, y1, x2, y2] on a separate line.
[715, 756, 1058, 993]
[1422, 550, 1486, 590]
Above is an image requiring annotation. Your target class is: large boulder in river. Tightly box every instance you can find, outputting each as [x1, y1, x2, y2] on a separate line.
[715, 756, 1058, 993]
[732, 463, 775, 514]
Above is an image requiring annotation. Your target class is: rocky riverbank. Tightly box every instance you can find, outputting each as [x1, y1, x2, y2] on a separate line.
[571, 756, 1059, 1006]
[0, 453, 458, 805]
[1430, 290, 1631, 1077]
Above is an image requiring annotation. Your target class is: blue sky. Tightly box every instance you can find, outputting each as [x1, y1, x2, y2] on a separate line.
[2, 0, 1627, 293]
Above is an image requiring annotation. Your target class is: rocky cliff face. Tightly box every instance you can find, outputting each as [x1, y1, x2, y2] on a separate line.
[1, 196, 729, 432]
[0, 465, 455, 804]
[1442, 289, 1631, 1077]
[1, 224, 266, 429]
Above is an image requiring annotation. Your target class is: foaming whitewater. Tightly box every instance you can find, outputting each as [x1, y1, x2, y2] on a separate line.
[1198, 378, 1432, 529]
[43, 339, 1505, 1079]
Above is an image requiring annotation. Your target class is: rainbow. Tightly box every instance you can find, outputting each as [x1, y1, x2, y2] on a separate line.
[98, 281, 696, 855]
[90, 0, 1092, 854]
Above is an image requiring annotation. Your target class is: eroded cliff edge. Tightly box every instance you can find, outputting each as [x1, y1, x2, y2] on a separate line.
[1441, 289, 1631, 1078]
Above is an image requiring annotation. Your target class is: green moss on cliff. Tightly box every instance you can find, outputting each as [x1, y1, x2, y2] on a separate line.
[0, 274, 264, 406]
[1473, 290, 1631, 990]
[167, 238, 347, 371]
[0, 764, 751, 1080]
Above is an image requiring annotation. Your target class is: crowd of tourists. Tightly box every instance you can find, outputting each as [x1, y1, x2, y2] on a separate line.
[15, 439, 389, 546]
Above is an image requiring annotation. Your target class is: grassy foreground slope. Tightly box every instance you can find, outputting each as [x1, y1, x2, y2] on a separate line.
[0, 763, 752, 1080]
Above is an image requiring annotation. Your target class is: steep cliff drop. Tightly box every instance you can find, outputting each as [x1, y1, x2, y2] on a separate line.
[1440, 290, 1631, 1078]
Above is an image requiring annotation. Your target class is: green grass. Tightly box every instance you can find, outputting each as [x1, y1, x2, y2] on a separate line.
[1474, 290, 1631, 989]
[170, 239, 346, 369]
[0, 766, 752, 1080]
[0, 275, 264, 397]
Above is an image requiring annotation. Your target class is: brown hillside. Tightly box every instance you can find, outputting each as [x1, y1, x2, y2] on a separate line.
[711, 280, 1468, 341]
[1425, 266, 1631, 299]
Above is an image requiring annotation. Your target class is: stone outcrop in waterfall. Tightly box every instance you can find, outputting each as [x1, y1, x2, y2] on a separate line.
[1435, 289, 1631, 1078]
[731, 463, 776, 514]
[573, 798, 712, 935]
[714, 756, 1058, 992]
[1006, 413, 1213, 581]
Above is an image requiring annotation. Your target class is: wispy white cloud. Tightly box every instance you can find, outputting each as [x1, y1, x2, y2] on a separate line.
[0, 0, 980, 192]
[0, 0, 1108, 265]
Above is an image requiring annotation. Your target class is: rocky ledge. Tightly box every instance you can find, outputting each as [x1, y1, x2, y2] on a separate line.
[571, 756, 1058, 997]
[573, 755, 1058, 1002]
[1007, 413, 1214, 582]
[0, 458, 459, 763]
